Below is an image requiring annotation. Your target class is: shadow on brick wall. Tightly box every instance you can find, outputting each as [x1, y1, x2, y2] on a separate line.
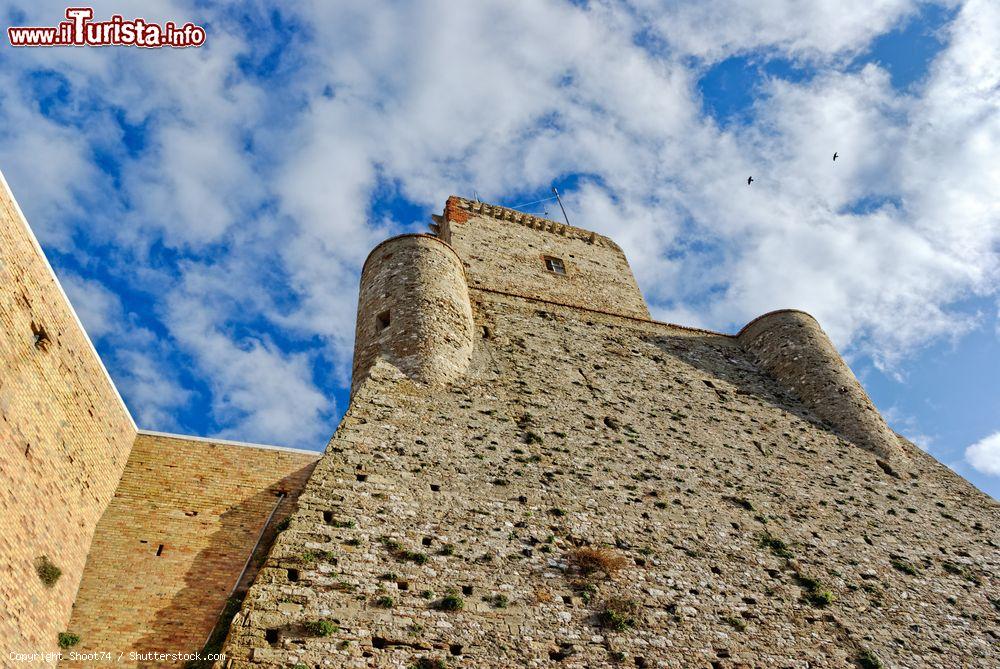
[131, 465, 315, 668]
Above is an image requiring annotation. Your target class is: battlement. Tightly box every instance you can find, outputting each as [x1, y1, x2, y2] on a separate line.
[433, 195, 651, 320]
[435, 196, 620, 249]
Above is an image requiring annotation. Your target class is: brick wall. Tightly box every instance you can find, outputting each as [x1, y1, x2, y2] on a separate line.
[63, 433, 318, 666]
[0, 173, 137, 655]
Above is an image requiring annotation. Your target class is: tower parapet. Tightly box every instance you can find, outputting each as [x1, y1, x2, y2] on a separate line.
[352, 234, 475, 395]
[737, 309, 903, 460]
[436, 196, 650, 319]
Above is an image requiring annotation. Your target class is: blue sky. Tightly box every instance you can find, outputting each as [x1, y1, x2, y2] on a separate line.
[0, 1, 998, 499]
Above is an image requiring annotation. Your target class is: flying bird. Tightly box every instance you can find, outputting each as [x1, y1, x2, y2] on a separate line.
[747, 176, 753, 185]
[833, 152, 839, 161]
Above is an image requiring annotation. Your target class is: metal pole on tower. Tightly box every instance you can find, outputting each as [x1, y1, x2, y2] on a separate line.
[552, 187, 570, 226]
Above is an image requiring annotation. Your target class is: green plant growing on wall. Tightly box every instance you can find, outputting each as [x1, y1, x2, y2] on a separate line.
[35, 555, 62, 587]
[381, 537, 402, 551]
[486, 593, 509, 608]
[437, 591, 464, 611]
[796, 575, 835, 608]
[759, 532, 793, 559]
[856, 648, 883, 669]
[599, 598, 639, 631]
[722, 614, 746, 631]
[402, 550, 429, 565]
[410, 659, 447, 669]
[374, 595, 395, 608]
[890, 558, 919, 576]
[57, 632, 80, 649]
[303, 620, 338, 637]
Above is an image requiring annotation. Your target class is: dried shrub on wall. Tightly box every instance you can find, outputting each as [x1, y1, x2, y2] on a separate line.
[567, 547, 628, 578]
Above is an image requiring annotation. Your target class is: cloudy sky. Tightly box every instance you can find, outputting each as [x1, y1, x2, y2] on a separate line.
[1, 1, 997, 497]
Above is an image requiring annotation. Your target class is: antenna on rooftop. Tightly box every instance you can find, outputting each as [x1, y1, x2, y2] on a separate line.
[552, 187, 571, 226]
[474, 191, 480, 203]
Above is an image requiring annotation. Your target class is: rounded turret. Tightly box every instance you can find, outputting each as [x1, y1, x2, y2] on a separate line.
[737, 310, 903, 460]
[351, 234, 475, 396]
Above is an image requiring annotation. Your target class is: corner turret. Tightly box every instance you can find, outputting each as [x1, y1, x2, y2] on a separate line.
[351, 234, 475, 395]
[737, 310, 904, 460]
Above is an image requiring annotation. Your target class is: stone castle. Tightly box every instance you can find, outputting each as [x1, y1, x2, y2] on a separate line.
[1, 174, 997, 668]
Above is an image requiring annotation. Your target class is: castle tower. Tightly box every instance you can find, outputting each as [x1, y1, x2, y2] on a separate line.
[352, 234, 475, 396]
[221, 197, 998, 669]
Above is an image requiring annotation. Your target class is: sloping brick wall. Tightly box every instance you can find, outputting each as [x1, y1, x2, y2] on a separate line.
[0, 172, 137, 656]
[64, 433, 319, 666]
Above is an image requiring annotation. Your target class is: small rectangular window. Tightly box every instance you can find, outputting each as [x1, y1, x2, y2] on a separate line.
[544, 256, 566, 274]
[376, 310, 391, 331]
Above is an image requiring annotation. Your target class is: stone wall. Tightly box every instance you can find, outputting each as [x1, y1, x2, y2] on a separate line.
[65, 432, 319, 666]
[0, 173, 137, 656]
[352, 234, 475, 395]
[737, 310, 904, 461]
[223, 289, 999, 667]
[440, 196, 650, 320]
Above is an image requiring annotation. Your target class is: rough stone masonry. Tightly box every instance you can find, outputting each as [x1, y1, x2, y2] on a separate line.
[220, 197, 999, 668]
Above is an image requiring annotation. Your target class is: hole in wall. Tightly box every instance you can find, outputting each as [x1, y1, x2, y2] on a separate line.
[265, 628, 279, 645]
[372, 636, 388, 649]
[356, 473, 368, 482]
[430, 484, 441, 492]
[482, 326, 491, 339]
[449, 644, 463, 656]
[376, 310, 391, 332]
[287, 568, 300, 582]
[561, 595, 573, 605]
[422, 537, 433, 546]
[548, 646, 571, 661]
[156, 544, 164, 556]
[30, 322, 50, 350]
[397, 581, 409, 591]
[323, 511, 334, 523]
[461, 585, 473, 596]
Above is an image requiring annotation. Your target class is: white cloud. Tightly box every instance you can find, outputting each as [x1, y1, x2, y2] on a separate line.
[1, 0, 998, 452]
[965, 432, 1000, 476]
[626, 0, 922, 62]
[60, 273, 122, 339]
[163, 264, 333, 446]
